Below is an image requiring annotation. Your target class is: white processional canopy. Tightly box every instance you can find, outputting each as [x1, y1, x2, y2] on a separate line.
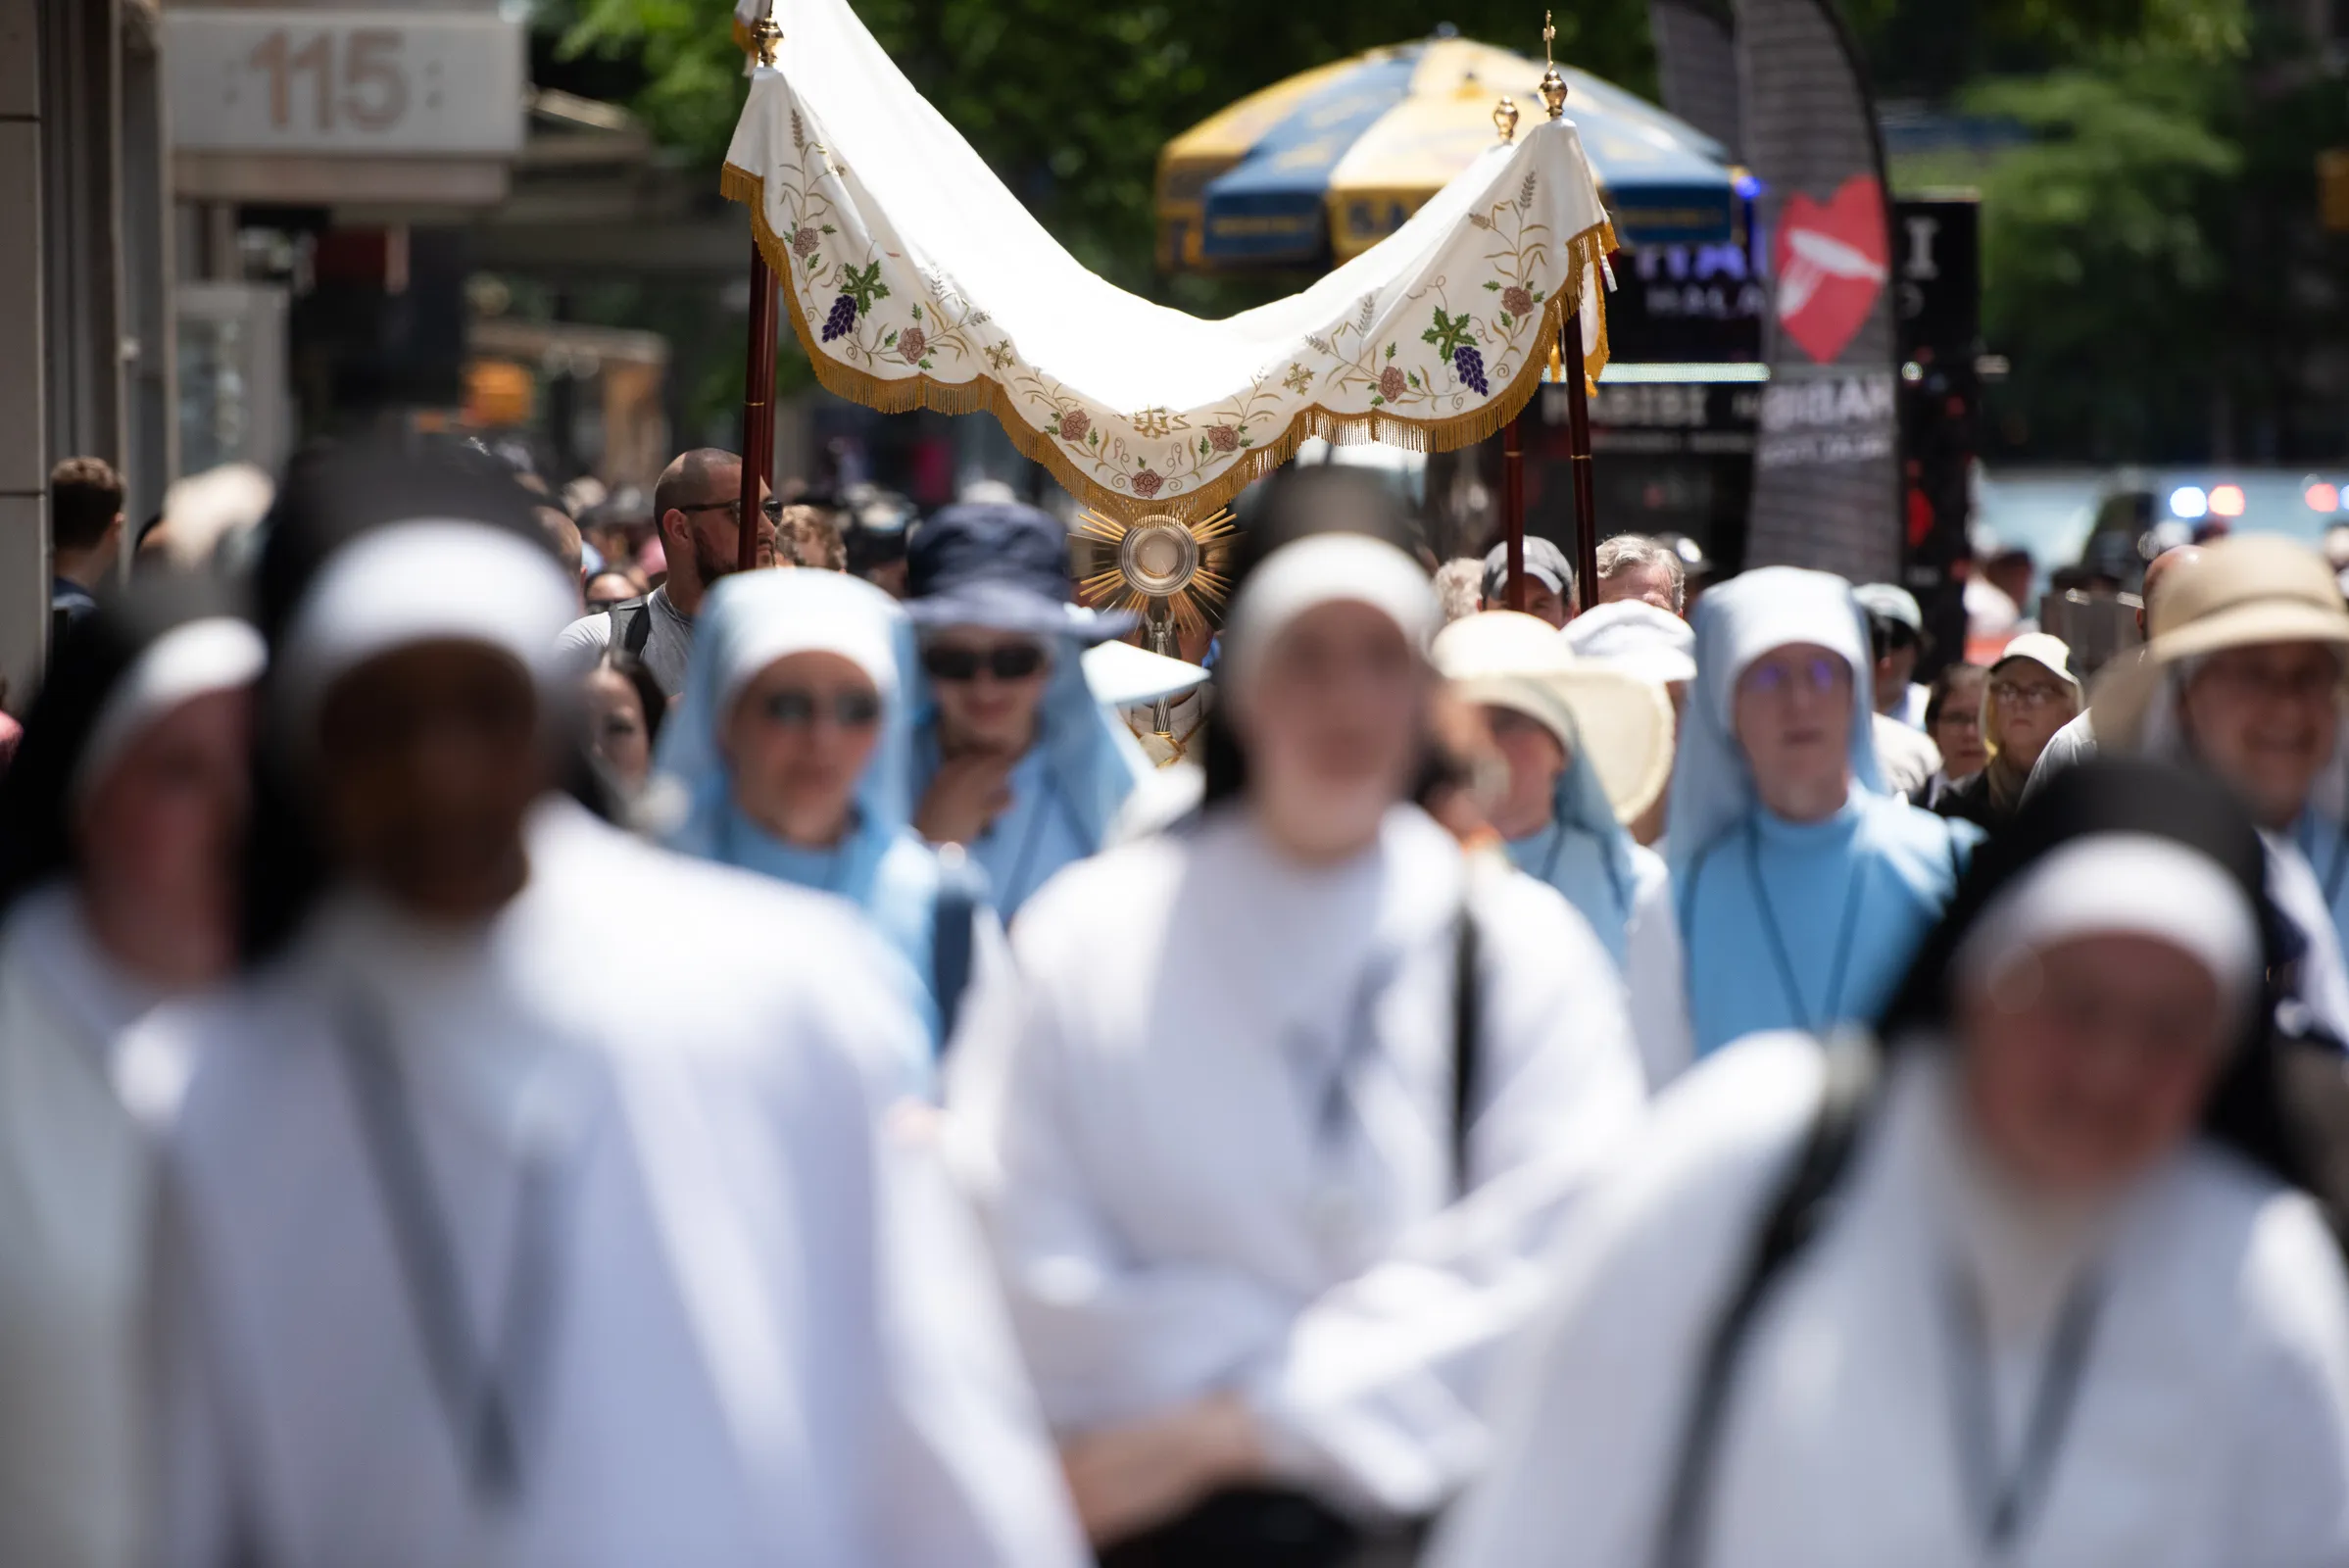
[724, 0, 1617, 520]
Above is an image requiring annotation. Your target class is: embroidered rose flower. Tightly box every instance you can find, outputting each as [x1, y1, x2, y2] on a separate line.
[1502, 285, 1535, 318]
[1131, 468, 1164, 498]
[1206, 424, 1240, 454]
[792, 226, 819, 258]
[1057, 408, 1092, 445]
[1379, 366, 1406, 402]
[897, 326, 927, 362]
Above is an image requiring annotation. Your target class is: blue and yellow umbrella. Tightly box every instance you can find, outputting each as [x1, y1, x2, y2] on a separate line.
[1158, 34, 1740, 272]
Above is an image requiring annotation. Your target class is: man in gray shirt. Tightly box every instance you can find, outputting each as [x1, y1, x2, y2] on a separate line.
[555, 447, 776, 696]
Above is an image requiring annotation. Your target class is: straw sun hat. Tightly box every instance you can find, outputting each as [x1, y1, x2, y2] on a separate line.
[2091, 535, 2349, 745]
[1432, 610, 1675, 824]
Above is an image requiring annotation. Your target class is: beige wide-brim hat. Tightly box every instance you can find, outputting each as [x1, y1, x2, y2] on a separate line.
[2092, 535, 2349, 745]
[1432, 610, 1675, 824]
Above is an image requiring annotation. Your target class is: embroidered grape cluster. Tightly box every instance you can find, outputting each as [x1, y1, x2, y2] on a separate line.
[820, 294, 858, 343]
[1453, 345, 1490, 396]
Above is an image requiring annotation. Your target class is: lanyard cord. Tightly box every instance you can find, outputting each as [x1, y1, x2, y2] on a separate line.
[339, 1001, 576, 1510]
[1943, 1264, 2103, 1555]
[2300, 815, 2349, 915]
[1537, 820, 1569, 885]
[1307, 948, 1404, 1154]
[1744, 822, 1870, 1035]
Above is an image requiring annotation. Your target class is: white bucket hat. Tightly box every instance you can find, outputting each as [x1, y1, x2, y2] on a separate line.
[1432, 610, 1674, 823]
[1562, 599, 1697, 689]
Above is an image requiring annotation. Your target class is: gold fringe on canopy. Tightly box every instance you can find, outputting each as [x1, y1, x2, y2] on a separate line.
[722, 163, 1614, 524]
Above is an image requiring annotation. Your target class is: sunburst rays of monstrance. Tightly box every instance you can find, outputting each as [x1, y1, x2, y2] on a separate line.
[1073, 507, 1236, 735]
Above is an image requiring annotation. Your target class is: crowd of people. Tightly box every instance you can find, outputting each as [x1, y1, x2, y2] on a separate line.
[4, 436, 2349, 1566]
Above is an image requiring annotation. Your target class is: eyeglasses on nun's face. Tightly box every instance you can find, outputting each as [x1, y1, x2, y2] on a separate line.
[755, 689, 884, 730]
[920, 643, 1049, 683]
[1739, 653, 1851, 701]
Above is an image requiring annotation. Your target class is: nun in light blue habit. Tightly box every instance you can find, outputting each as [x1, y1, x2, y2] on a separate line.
[1669, 567, 1981, 1059]
[904, 503, 1156, 917]
[656, 567, 990, 1077]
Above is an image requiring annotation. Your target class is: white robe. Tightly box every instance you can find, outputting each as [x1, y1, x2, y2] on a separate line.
[1618, 850, 1694, 1091]
[144, 800, 1086, 1568]
[1432, 1035, 2349, 1568]
[946, 804, 1647, 1521]
[0, 887, 187, 1568]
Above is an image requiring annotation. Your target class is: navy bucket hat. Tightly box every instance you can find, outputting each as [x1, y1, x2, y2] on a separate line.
[905, 502, 1135, 645]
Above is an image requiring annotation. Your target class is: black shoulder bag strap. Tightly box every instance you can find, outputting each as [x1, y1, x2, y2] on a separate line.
[1652, 1034, 1882, 1568]
[931, 878, 980, 1054]
[607, 598, 654, 660]
[1450, 899, 1483, 1201]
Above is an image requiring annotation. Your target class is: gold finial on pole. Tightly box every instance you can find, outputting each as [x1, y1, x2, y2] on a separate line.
[751, 13, 783, 68]
[1493, 95, 1520, 143]
[1539, 9, 1569, 120]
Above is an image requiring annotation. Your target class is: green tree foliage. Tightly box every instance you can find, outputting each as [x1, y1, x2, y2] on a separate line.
[1897, 0, 2349, 461]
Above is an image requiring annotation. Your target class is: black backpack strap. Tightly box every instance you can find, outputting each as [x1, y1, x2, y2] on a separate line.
[607, 598, 654, 660]
[930, 862, 982, 1054]
[1652, 1034, 1882, 1568]
[1450, 898, 1483, 1200]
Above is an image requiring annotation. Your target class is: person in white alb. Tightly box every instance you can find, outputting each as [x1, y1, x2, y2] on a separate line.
[1433, 758, 2349, 1568]
[142, 446, 1086, 1568]
[0, 581, 264, 1568]
[949, 513, 1646, 1565]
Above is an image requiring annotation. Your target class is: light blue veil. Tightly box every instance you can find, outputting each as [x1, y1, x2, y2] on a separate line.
[1664, 565, 1885, 881]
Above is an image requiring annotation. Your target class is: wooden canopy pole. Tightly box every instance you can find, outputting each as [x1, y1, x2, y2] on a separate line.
[737, 13, 784, 572]
[1563, 316, 1598, 614]
[1502, 416, 1527, 612]
[738, 244, 778, 571]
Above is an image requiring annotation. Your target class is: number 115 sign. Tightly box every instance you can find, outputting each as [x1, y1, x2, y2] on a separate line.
[166, 11, 525, 157]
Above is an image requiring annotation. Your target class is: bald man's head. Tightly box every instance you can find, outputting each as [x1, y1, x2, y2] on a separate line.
[654, 448, 741, 526]
[2140, 544, 2205, 636]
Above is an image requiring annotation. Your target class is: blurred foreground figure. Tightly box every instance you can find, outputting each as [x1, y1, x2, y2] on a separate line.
[950, 530, 1644, 1564]
[145, 450, 1084, 1568]
[1436, 760, 2349, 1568]
[0, 583, 261, 1568]
[657, 568, 994, 1072]
[1433, 612, 1687, 1087]
[1670, 568, 1980, 1060]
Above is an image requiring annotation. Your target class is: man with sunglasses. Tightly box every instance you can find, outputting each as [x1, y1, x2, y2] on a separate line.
[904, 504, 1150, 918]
[556, 448, 778, 697]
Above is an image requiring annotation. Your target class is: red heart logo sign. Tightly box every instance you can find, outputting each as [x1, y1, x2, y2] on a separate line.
[1771, 176, 1889, 365]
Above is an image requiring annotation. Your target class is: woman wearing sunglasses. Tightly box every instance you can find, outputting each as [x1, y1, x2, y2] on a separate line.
[904, 503, 1153, 917]
[1669, 567, 1982, 1060]
[656, 568, 996, 1076]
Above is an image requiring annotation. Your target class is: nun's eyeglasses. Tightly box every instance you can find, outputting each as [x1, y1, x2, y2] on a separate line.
[1743, 657, 1847, 697]
[922, 645, 1048, 682]
[756, 690, 883, 729]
